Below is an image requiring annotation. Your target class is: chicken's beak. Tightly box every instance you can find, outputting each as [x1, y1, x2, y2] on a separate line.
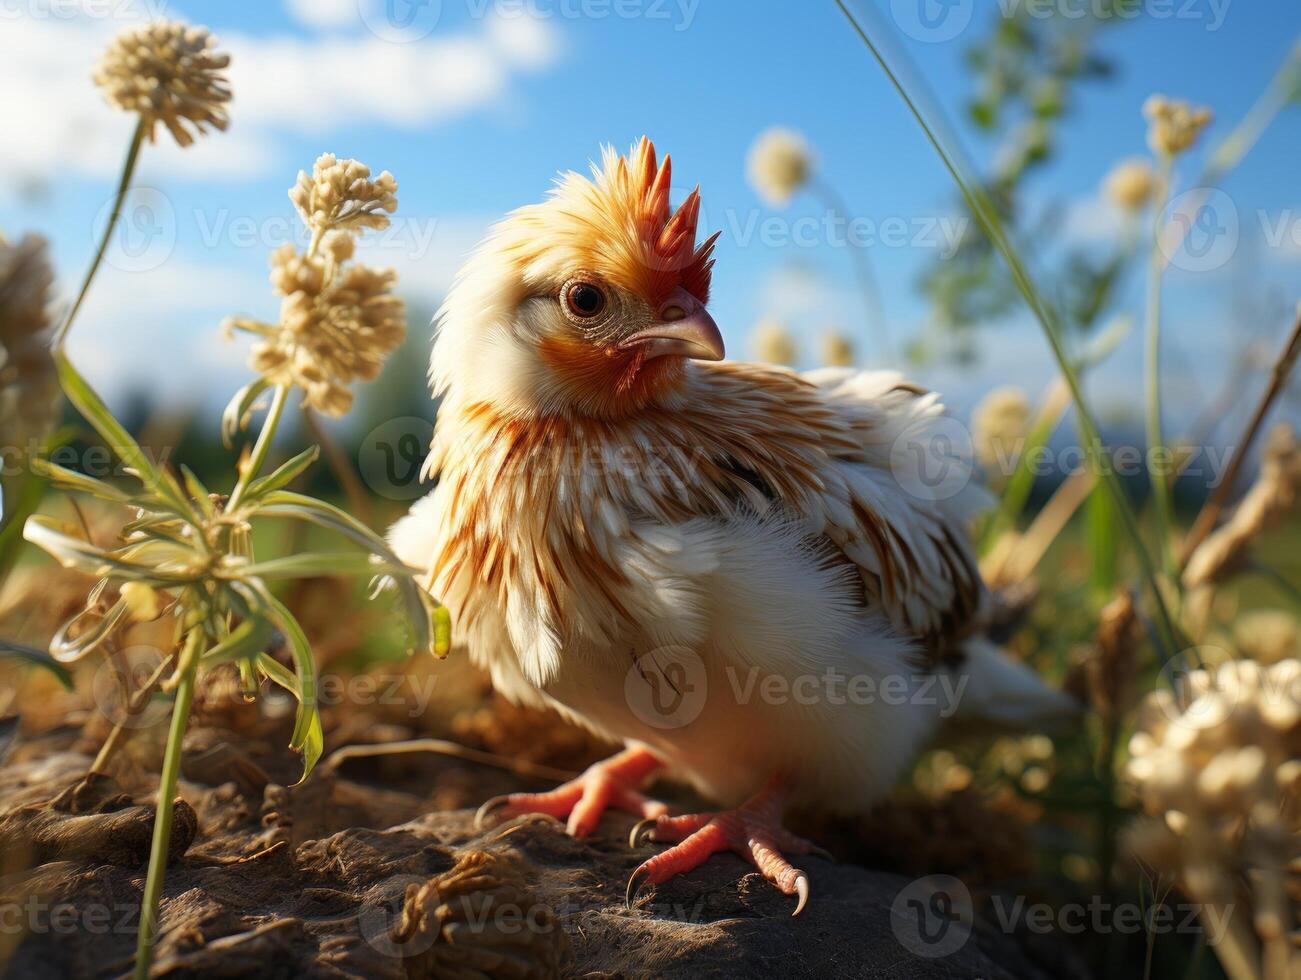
[619, 286, 725, 361]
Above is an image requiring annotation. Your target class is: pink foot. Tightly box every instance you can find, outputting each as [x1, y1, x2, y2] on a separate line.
[475, 745, 668, 838]
[626, 778, 823, 916]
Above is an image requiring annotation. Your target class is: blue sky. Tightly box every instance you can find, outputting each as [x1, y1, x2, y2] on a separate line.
[1, 0, 1298, 426]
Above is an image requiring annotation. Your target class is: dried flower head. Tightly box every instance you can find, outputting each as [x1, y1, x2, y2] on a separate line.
[391, 850, 570, 976]
[0, 233, 59, 456]
[290, 154, 398, 237]
[971, 386, 1030, 471]
[750, 318, 797, 365]
[1235, 610, 1301, 666]
[819, 331, 855, 368]
[747, 128, 812, 208]
[1143, 95, 1213, 158]
[240, 244, 406, 417]
[1104, 158, 1157, 213]
[1184, 424, 1301, 588]
[1066, 589, 1141, 723]
[1125, 658, 1300, 966]
[92, 21, 231, 148]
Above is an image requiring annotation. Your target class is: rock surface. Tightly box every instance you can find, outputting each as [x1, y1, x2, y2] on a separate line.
[0, 747, 1080, 979]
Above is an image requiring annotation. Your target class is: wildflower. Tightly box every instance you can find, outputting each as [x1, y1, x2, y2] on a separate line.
[1184, 424, 1301, 588]
[1125, 658, 1300, 972]
[230, 158, 407, 417]
[746, 128, 812, 207]
[1103, 158, 1157, 213]
[750, 318, 797, 365]
[819, 331, 855, 368]
[1143, 96, 1213, 158]
[290, 154, 398, 237]
[1235, 609, 1300, 665]
[92, 22, 231, 147]
[971, 386, 1030, 472]
[241, 245, 406, 417]
[0, 232, 59, 456]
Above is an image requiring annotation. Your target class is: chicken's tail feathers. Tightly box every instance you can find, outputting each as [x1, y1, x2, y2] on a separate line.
[943, 637, 1084, 737]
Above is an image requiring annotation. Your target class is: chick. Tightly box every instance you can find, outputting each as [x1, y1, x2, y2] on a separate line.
[390, 138, 1077, 913]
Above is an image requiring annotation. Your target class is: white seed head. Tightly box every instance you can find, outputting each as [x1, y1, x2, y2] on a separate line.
[746, 128, 813, 208]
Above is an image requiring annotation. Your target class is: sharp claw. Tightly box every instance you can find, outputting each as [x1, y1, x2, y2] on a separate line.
[629, 817, 658, 848]
[625, 866, 651, 909]
[474, 795, 511, 830]
[792, 873, 809, 917]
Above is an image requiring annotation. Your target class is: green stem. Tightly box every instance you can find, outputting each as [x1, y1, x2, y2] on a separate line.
[227, 384, 289, 511]
[54, 119, 146, 347]
[832, 0, 1182, 664]
[1144, 158, 1176, 581]
[809, 177, 892, 361]
[132, 627, 202, 980]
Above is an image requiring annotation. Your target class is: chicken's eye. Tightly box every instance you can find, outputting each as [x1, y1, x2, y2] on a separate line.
[561, 280, 607, 322]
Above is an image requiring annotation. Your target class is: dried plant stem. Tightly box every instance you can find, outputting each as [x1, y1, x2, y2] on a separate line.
[90, 651, 175, 774]
[832, 0, 1182, 663]
[809, 177, 891, 361]
[988, 467, 1095, 586]
[54, 118, 146, 346]
[1180, 310, 1301, 567]
[1144, 157, 1176, 581]
[303, 409, 373, 527]
[133, 627, 203, 980]
[228, 384, 289, 511]
[324, 738, 578, 783]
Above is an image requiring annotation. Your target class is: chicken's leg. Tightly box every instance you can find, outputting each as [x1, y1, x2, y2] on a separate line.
[626, 776, 822, 916]
[475, 744, 668, 837]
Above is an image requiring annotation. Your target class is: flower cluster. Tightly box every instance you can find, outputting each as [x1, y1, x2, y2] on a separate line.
[1126, 659, 1300, 971]
[749, 318, 797, 365]
[230, 157, 406, 416]
[971, 386, 1030, 471]
[747, 127, 812, 208]
[92, 22, 231, 148]
[1143, 95, 1213, 158]
[0, 232, 59, 455]
[1103, 158, 1157, 213]
[819, 331, 855, 368]
[290, 154, 398, 237]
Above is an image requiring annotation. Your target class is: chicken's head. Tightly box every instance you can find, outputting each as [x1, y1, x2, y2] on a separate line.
[432, 137, 722, 419]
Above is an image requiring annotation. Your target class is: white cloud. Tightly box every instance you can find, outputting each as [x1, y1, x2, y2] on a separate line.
[0, 5, 562, 185]
[284, 0, 358, 29]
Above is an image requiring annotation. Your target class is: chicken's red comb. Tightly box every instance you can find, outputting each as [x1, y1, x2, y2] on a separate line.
[594, 136, 719, 305]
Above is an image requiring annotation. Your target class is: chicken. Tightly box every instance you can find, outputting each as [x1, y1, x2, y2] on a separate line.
[390, 137, 1078, 914]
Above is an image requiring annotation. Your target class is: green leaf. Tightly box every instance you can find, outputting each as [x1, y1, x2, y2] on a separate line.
[24, 516, 192, 583]
[201, 616, 275, 667]
[52, 348, 194, 519]
[236, 579, 322, 781]
[0, 640, 74, 689]
[228, 551, 390, 581]
[222, 377, 271, 449]
[180, 466, 215, 520]
[30, 458, 131, 504]
[48, 598, 129, 664]
[255, 652, 324, 783]
[242, 446, 319, 502]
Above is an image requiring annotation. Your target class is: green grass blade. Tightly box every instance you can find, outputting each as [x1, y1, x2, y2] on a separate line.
[0, 640, 75, 689]
[832, 0, 1181, 662]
